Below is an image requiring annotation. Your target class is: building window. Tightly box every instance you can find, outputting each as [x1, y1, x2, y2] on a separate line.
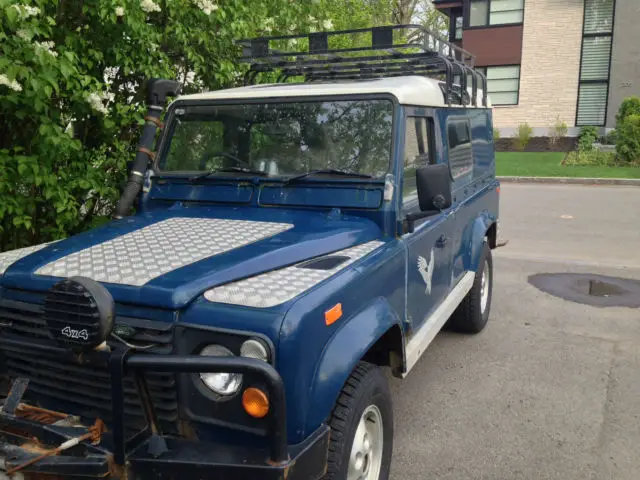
[576, 0, 615, 126]
[478, 66, 520, 106]
[455, 16, 463, 40]
[469, 0, 524, 27]
[403, 117, 434, 215]
[447, 118, 473, 180]
[469, 0, 489, 26]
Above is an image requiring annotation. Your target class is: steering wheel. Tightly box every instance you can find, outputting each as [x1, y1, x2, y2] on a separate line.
[200, 151, 251, 170]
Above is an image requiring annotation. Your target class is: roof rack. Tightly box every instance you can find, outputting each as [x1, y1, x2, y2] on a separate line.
[235, 24, 487, 107]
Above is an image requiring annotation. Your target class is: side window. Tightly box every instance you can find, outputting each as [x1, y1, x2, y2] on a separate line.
[447, 118, 473, 179]
[403, 116, 434, 215]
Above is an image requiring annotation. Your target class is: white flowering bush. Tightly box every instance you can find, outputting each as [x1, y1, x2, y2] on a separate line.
[0, 0, 389, 251]
[140, 0, 160, 13]
[0, 73, 22, 91]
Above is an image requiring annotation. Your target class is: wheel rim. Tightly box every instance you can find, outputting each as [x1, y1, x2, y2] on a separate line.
[480, 260, 490, 314]
[347, 405, 384, 480]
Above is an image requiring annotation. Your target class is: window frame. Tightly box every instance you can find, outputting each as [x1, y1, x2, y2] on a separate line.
[466, 0, 525, 29]
[478, 65, 521, 106]
[446, 116, 474, 181]
[454, 16, 464, 40]
[575, 0, 617, 127]
[154, 94, 398, 177]
[401, 115, 436, 216]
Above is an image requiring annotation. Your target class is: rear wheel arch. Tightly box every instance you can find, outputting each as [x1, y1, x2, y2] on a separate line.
[467, 214, 496, 271]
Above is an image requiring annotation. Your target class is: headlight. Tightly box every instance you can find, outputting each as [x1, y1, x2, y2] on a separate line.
[199, 345, 242, 396]
[240, 338, 270, 362]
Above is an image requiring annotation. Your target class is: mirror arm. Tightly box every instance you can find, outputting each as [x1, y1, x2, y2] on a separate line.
[403, 210, 441, 234]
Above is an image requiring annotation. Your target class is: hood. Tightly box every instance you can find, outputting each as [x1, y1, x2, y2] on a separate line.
[0, 206, 382, 309]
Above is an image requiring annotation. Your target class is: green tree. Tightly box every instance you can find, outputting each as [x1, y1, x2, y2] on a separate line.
[0, 0, 353, 251]
[393, 0, 449, 37]
[616, 114, 640, 163]
[615, 96, 640, 125]
[614, 97, 640, 163]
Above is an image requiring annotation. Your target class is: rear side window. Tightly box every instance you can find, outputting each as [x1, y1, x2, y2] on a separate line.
[447, 118, 473, 179]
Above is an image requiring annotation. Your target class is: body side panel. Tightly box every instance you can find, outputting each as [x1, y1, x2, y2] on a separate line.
[435, 107, 499, 281]
[277, 241, 405, 443]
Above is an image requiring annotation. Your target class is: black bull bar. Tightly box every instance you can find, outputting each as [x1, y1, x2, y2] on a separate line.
[0, 340, 329, 478]
[111, 353, 289, 464]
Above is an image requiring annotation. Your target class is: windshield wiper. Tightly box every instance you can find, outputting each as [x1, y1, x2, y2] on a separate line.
[190, 167, 269, 183]
[284, 169, 373, 184]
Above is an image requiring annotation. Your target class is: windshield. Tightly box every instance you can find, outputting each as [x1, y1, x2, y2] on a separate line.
[158, 99, 394, 179]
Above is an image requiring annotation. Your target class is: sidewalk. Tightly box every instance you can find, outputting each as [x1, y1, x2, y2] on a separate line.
[498, 176, 640, 186]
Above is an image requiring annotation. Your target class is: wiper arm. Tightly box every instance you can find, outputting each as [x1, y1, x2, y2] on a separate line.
[190, 167, 269, 183]
[285, 169, 373, 184]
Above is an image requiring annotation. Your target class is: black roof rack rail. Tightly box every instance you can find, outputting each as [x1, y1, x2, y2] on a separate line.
[235, 24, 488, 107]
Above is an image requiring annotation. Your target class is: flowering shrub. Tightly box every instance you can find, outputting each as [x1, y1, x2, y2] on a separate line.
[1, 0, 387, 251]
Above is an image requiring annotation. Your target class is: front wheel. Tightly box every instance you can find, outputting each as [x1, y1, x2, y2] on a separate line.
[448, 242, 493, 333]
[324, 362, 393, 480]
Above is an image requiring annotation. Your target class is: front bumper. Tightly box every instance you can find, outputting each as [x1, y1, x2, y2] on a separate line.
[0, 350, 329, 479]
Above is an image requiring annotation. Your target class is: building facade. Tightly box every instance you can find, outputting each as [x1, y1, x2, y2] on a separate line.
[434, 0, 640, 133]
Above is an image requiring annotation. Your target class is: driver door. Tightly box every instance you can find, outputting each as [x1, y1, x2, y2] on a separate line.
[401, 114, 455, 335]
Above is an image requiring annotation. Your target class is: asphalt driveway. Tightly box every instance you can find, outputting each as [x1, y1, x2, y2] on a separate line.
[390, 184, 640, 480]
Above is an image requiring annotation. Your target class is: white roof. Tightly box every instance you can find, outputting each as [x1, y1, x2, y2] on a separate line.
[179, 76, 489, 108]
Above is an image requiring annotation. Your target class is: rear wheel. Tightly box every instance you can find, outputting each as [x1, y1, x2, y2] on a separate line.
[324, 362, 393, 480]
[448, 242, 493, 334]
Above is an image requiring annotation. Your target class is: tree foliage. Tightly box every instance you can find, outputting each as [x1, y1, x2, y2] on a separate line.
[578, 126, 599, 152]
[393, 0, 448, 36]
[512, 123, 533, 151]
[616, 114, 640, 164]
[615, 97, 640, 163]
[0, 0, 391, 252]
[0, 0, 451, 252]
[615, 96, 640, 126]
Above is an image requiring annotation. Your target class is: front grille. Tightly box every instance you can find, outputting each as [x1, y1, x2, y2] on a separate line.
[0, 295, 178, 433]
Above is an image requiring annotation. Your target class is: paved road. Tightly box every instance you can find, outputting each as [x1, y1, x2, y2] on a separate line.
[390, 184, 640, 480]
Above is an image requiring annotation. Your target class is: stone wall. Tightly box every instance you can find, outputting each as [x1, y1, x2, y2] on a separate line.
[492, 0, 584, 130]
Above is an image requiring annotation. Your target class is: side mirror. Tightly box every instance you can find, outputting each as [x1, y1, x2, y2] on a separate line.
[416, 163, 452, 212]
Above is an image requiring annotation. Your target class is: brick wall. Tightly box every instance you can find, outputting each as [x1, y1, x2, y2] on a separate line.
[492, 0, 584, 131]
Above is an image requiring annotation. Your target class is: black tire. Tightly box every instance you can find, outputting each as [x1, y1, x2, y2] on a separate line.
[324, 362, 393, 480]
[448, 242, 493, 334]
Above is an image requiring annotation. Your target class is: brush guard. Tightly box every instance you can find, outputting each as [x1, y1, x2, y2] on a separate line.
[0, 345, 329, 479]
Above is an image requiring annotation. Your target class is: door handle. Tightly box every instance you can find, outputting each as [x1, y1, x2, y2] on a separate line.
[436, 234, 448, 248]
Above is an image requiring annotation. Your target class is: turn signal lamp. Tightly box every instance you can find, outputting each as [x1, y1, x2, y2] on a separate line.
[325, 303, 343, 326]
[242, 387, 270, 418]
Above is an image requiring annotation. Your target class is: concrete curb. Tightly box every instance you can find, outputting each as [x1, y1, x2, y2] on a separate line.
[497, 176, 640, 186]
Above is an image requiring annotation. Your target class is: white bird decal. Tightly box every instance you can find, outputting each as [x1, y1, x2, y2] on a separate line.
[417, 249, 435, 295]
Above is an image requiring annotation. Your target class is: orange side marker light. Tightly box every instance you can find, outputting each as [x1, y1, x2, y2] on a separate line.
[325, 303, 343, 326]
[242, 388, 270, 419]
[496, 186, 501, 194]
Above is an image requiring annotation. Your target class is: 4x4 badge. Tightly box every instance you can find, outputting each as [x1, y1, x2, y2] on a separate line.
[417, 249, 435, 295]
[61, 326, 89, 341]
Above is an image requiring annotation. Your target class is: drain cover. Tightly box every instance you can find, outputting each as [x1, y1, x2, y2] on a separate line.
[528, 273, 640, 308]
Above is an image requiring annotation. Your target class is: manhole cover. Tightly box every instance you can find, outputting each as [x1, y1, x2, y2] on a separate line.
[528, 273, 640, 308]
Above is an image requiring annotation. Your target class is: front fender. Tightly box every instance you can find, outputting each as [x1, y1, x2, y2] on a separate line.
[467, 212, 496, 272]
[304, 297, 403, 433]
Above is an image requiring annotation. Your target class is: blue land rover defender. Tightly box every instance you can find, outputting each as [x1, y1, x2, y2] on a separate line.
[0, 25, 498, 480]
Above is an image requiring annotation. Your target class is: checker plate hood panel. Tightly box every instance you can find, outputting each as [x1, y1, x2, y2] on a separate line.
[0, 207, 382, 310]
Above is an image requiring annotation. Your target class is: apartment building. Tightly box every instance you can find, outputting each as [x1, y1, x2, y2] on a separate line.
[433, 0, 640, 133]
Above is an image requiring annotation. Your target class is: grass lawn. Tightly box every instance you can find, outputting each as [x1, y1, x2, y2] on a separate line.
[495, 152, 640, 179]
